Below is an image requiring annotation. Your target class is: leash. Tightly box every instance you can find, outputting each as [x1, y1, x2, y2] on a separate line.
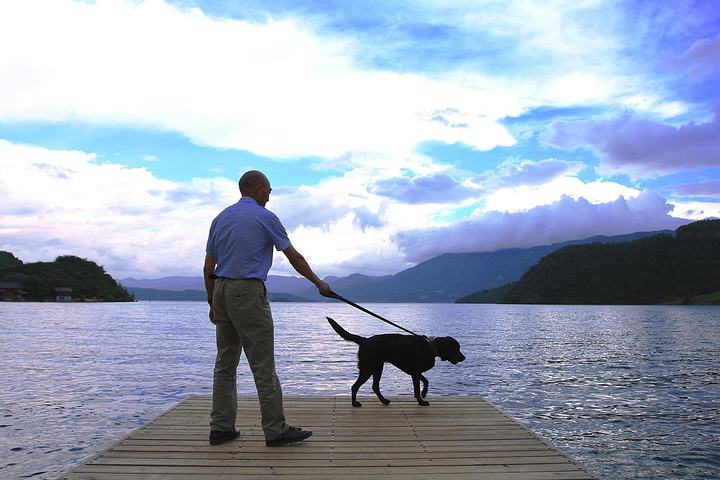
[326, 291, 424, 337]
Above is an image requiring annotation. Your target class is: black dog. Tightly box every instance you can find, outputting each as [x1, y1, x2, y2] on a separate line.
[327, 317, 465, 407]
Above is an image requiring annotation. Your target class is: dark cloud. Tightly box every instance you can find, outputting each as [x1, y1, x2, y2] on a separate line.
[370, 173, 478, 204]
[673, 33, 720, 79]
[547, 112, 720, 178]
[672, 179, 720, 197]
[352, 206, 385, 231]
[394, 191, 688, 263]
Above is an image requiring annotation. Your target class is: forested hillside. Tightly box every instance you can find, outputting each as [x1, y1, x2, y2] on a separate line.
[499, 220, 720, 305]
[0, 251, 23, 269]
[0, 254, 133, 301]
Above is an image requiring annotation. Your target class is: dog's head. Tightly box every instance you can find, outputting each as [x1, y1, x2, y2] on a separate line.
[433, 336, 466, 364]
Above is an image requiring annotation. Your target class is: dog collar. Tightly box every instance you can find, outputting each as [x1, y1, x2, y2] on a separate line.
[426, 336, 440, 356]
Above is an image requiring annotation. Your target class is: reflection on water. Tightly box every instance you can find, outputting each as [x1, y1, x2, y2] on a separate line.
[0, 302, 718, 479]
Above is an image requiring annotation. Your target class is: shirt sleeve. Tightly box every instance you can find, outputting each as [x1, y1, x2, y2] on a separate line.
[206, 219, 217, 254]
[264, 212, 291, 251]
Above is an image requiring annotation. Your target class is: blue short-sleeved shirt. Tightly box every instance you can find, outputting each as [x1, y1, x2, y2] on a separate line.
[206, 197, 291, 281]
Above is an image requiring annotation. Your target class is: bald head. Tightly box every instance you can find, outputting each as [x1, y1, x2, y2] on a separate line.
[239, 170, 269, 195]
[239, 170, 272, 206]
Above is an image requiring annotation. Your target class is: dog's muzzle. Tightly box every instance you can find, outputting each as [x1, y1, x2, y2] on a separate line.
[450, 352, 466, 364]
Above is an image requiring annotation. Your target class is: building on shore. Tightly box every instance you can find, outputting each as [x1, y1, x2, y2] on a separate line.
[54, 287, 73, 302]
[0, 282, 26, 301]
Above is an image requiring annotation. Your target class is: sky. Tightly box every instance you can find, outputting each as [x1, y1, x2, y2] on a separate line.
[1, 0, 719, 280]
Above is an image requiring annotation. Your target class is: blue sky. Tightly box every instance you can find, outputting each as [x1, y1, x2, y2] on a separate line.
[0, 0, 718, 279]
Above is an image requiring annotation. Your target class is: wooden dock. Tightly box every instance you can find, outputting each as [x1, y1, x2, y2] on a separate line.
[63, 395, 597, 479]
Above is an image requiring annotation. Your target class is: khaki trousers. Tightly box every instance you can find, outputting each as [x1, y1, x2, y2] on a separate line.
[210, 278, 288, 440]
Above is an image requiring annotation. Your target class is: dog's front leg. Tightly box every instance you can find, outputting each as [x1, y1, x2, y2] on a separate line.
[372, 366, 391, 405]
[412, 374, 430, 406]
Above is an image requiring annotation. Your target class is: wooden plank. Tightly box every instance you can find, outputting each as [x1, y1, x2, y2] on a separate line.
[97, 454, 563, 463]
[62, 396, 597, 480]
[110, 442, 551, 453]
[71, 464, 589, 475]
[101, 450, 559, 459]
[68, 473, 593, 480]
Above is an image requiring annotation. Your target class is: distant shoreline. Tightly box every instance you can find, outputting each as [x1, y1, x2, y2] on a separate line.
[3, 300, 718, 306]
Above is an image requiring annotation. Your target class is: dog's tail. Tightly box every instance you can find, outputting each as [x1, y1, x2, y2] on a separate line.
[327, 317, 365, 345]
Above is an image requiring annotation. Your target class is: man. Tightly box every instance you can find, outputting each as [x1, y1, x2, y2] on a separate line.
[203, 170, 333, 447]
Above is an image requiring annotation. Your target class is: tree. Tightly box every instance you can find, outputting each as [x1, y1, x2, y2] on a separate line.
[0, 251, 23, 269]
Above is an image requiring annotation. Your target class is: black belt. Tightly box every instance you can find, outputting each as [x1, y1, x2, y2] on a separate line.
[210, 274, 261, 282]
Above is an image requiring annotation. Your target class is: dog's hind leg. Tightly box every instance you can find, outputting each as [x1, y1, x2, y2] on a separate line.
[412, 374, 430, 406]
[351, 369, 372, 408]
[419, 374, 429, 399]
[372, 364, 391, 405]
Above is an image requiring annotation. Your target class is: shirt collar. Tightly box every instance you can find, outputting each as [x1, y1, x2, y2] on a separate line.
[239, 196, 260, 206]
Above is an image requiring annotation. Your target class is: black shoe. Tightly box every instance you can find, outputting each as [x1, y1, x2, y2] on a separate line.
[209, 428, 240, 445]
[265, 426, 312, 447]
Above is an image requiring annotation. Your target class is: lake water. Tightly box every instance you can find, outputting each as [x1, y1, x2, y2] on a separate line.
[1, 302, 718, 479]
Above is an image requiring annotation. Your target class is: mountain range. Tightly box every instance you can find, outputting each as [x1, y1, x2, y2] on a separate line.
[124, 286, 313, 303]
[120, 274, 311, 293]
[120, 229, 670, 302]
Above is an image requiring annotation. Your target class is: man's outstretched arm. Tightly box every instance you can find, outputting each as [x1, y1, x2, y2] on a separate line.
[282, 245, 333, 297]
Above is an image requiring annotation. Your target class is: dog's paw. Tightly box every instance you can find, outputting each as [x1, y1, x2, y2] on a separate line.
[418, 400, 430, 406]
[352, 401, 362, 408]
[380, 399, 391, 405]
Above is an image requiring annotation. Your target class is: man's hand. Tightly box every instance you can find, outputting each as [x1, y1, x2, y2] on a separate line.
[209, 307, 216, 324]
[317, 280, 334, 298]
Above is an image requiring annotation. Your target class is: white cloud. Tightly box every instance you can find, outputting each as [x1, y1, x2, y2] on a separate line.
[0, 0, 523, 160]
[621, 94, 688, 118]
[0, 141, 450, 278]
[0, 139, 236, 278]
[0, 0, 711, 279]
[0, 0, 655, 162]
[493, 158, 586, 188]
[267, 158, 460, 274]
[451, 0, 620, 57]
[544, 72, 620, 105]
[0, 139, 705, 279]
[482, 176, 640, 213]
[669, 200, 720, 220]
